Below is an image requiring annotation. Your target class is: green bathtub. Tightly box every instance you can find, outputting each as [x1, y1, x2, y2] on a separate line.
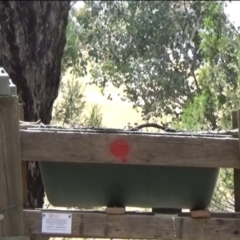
[40, 162, 219, 213]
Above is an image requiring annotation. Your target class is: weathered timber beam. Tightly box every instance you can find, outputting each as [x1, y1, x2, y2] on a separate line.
[23, 210, 240, 239]
[0, 96, 24, 236]
[18, 123, 240, 137]
[232, 111, 240, 212]
[237, 110, 240, 212]
[179, 212, 240, 218]
[20, 130, 240, 168]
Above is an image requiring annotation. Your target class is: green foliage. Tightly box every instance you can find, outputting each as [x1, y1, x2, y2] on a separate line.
[74, 1, 240, 130]
[211, 169, 234, 212]
[52, 76, 103, 127]
[56, 4, 103, 128]
[74, 1, 208, 122]
[179, 2, 240, 130]
[61, 6, 88, 78]
[178, 87, 219, 130]
[52, 77, 86, 126]
[83, 104, 103, 127]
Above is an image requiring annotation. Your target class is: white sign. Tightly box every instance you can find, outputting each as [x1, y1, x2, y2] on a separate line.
[42, 212, 72, 234]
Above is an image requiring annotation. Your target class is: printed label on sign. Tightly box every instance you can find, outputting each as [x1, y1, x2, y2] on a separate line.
[42, 212, 72, 234]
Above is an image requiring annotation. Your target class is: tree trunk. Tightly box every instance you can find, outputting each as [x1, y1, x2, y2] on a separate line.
[0, 1, 70, 208]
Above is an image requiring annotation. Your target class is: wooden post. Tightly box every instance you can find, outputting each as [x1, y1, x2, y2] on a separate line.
[19, 103, 24, 120]
[232, 111, 240, 211]
[0, 96, 24, 236]
[19, 103, 27, 208]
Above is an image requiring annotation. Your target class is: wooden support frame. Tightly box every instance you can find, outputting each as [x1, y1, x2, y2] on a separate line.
[232, 111, 240, 212]
[0, 96, 24, 236]
[2, 93, 240, 239]
[20, 130, 240, 168]
[105, 207, 125, 215]
[23, 210, 240, 239]
[19, 103, 28, 209]
[235, 111, 240, 211]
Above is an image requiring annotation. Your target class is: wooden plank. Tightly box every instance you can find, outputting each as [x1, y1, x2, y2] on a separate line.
[0, 96, 24, 236]
[179, 212, 240, 218]
[0, 237, 30, 240]
[19, 104, 28, 208]
[19, 125, 240, 136]
[20, 130, 240, 168]
[105, 207, 125, 215]
[235, 110, 240, 211]
[190, 209, 211, 218]
[18, 103, 24, 121]
[23, 210, 240, 239]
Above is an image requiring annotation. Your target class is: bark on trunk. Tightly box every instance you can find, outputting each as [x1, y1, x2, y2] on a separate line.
[0, 1, 70, 208]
